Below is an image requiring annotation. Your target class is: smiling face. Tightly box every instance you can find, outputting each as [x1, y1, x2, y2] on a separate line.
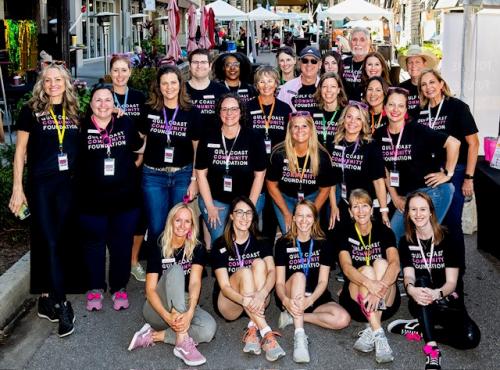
[189, 53, 211, 80]
[365, 56, 383, 78]
[406, 56, 426, 80]
[343, 106, 363, 138]
[278, 52, 296, 75]
[43, 68, 66, 102]
[365, 79, 385, 109]
[408, 196, 431, 230]
[290, 117, 312, 145]
[110, 59, 131, 89]
[300, 56, 321, 80]
[172, 208, 193, 239]
[231, 201, 254, 232]
[350, 198, 372, 226]
[256, 72, 277, 97]
[420, 72, 444, 101]
[320, 77, 340, 105]
[90, 88, 114, 121]
[323, 55, 338, 73]
[224, 56, 240, 82]
[350, 31, 371, 59]
[294, 204, 314, 235]
[159, 72, 180, 102]
[385, 92, 407, 124]
[220, 97, 241, 127]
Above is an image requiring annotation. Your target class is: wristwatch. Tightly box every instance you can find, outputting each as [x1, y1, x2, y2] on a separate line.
[443, 169, 454, 178]
[464, 174, 474, 180]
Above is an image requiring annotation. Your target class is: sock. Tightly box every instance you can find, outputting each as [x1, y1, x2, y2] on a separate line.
[373, 327, 384, 336]
[294, 327, 305, 335]
[260, 326, 271, 337]
[247, 321, 256, 328]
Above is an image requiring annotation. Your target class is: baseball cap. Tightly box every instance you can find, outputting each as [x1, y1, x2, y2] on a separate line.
[299, 46, 321, 60]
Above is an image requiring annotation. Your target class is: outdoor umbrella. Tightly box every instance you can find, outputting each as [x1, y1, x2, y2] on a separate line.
[199, 6, 211, 49]
[166, 0, 181, 61]
[187, 4, 198, 52]
[208, 8, 216, 49]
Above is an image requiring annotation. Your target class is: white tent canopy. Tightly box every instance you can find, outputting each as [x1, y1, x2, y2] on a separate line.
[247, 6, 282, 21]
[318, 0, 392, 21]
[206, 0, 247, 20]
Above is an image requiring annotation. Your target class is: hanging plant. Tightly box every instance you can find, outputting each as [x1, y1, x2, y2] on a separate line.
[3, 20, 38, 76]
[4, 20, 20, 75]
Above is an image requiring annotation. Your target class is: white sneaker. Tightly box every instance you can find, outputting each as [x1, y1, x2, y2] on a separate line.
[374, 329, 394, 363]
[293, 331, 310, 363]
[353, 327, 375, 353]
[278, 310, 293, 329]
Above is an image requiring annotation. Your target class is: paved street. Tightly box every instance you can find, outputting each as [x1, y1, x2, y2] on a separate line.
[1, 235, 499, 369]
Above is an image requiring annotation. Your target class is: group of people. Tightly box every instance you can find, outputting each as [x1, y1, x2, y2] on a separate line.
[9, 26, 481, 369]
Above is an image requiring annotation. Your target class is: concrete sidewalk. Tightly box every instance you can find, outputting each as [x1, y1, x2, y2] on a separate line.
[1, 235, 499, 369]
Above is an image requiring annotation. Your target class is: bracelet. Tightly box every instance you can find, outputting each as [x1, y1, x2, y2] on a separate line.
[379, 207, 389, 213]
[190, 176, 197, 181]
[405, 282, 414, 291]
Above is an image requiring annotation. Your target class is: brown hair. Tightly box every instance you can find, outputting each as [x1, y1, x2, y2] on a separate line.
[361, 51, 391, 87]
[404, 191, 445, 245]
[110, 54, 132, 70]
[147, 65, 191, 111]
[314, 72, 348, 110]
[285, 200, 325, 242]
[223, 196, 260, 257]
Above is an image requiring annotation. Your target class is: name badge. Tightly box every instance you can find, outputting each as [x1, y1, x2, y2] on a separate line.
[382, 137, 392, 143]
[297, 191, 305, 201]
[389, 170, 400, 187]
[341, 182, 347, 199]
[148, 114, 161, 120]
[208, 143, 220, 148]
[162, 258, 176, 264]
[264, 139, 272, 154]
[238, 89, 248, 93]
[419, 110, 429, 115]
[287, 247, 299, 253]
[223, 175, 233, 192]
[313, 113, 324, 118]
[408, 246, 420, 251]
[348, 237, 360, 246]
[203, 95, 215, 99]
[164, 147, 174, 163]
[104, 158, 115, 176]
[334, 145, 345, 151]
[87, 129, 100, 134]
[220, 248, 227, 254]
[58, 153, 69, 171]
[250, 110, 262, 115]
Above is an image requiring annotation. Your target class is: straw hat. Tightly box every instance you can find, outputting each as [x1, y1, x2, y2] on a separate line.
[398, 45, 438, 71]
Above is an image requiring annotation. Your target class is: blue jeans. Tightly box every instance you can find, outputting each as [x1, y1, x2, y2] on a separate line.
[391, 183, 455, 246]
[142, 165, 192, 250]
[199, 193, 265, 244]
[272, 191, 318, 234]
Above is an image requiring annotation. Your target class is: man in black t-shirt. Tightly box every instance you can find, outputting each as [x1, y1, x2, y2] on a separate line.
[342, 27, 371, 102]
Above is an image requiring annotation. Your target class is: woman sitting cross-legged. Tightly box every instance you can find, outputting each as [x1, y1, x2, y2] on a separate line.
[211, 196, 285, 362]
[274, 200, 350, 364]
[128, 202, 216, 367]
[338, 189, 400, 364]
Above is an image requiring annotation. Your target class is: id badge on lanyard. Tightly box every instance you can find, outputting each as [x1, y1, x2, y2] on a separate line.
[390, 170, 400, 187]
[104, 157, 115, 176]
[223, 175, 233, 192]
[264, 139, 272, 154]
[58, 153, 69, 171]
[164, 147, 174, 163]
[341, 182, 347, 199]
[297, 191, 305, 201]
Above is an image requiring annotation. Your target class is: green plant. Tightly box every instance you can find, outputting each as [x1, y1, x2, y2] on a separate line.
[0, 144, 23, 229]
[128, 67, 157, 95]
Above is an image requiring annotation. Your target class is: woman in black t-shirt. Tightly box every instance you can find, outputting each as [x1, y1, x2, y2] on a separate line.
[275, 200, 350, 364]
[388, 192, 480, 370]
[128, 203, 216, 367]
[9, 64, 79, 337]
[338, 189, 400, 364]
[211, 196, 285, 362]
[364, 76, 389, 132]
[196, 94, 267, 244]
[212, 52, 256, 103]
[78, 84, 143, 313]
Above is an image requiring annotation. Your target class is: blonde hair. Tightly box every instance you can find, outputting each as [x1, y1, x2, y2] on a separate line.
[285, 200, 325, 242]
[418, 68, 452, 108]
[160, 203, 199, 260]
[29, 64, 80, 123]
[253, 65, 280, 88]
[334, 104, 372, 145]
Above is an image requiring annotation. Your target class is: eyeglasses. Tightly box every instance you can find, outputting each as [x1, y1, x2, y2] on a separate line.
[225, 62, 241, 68]
[191, 60, 209, 66]
[300, 58, 319, 65]
[97, 128, 112, 145]
[220, 106, 240, 114]
[348, 100, 369, 110]
[288, 111, 311, 120]
[233, 209, 253, 218]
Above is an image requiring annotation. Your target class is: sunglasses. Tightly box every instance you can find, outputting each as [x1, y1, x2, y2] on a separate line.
[348, 100, 369, 110]
[43, 60, 66, 67]
[98, 129, 112, 146]
[289, 111, 311, 120]
[300, 57, 319, 65]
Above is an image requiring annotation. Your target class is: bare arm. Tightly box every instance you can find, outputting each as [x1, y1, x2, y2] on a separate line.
[249, 170, 266, 205]
[266, 179, 292, 232]
[9, 131, 29, 215]
[462, 133, 479, 197]
[187, 140, 199, 200]
[425, 136, 460, 188]
[313, 186, 331, 211]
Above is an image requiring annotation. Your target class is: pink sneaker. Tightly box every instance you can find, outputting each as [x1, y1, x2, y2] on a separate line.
[112, 289, 129, 310]
[128, 323, 154, 351]
[173, 337, 207, 367]
[86, 290, 103, 311]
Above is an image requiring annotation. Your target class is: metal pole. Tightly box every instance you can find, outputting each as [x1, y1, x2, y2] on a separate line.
[104, 23, 110, 75]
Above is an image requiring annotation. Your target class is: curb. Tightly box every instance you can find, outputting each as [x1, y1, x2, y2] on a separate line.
[0, 251, 30, 329]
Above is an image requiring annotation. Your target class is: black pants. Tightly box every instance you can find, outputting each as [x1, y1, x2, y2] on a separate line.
[28, 173, 75, 302]
[409, 275, 480, 349]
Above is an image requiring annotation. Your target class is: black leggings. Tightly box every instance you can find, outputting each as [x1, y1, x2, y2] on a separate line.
[408, 275, 481, 350]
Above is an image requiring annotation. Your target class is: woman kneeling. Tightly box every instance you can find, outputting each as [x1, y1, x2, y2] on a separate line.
[338, 189, 400, 364]
[275, 200, 350, 364]
[212, 196, 285, 362]
[128, 203, 216, 367]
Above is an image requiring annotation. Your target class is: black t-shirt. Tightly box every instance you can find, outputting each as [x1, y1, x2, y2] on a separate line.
[267, 146, 335, 198]
[225, 82, 257, 104]
[246, 97, 291, 154]
[369, 111, 389, 132]
[212, 235, 272, 276]
[186, 81, 229, 133]
[342, 56, 364, 102]
[415, 97, 478, 165]
[399, 79, 420, 119]
[77, 115, 142, 214]
[399, 233, 461, 294]
[275, 237, 333, 294]
[140, 106, 202, 168]
[195, 126, 267, 204]
[291, 84, 319, 113]
[311, 108, 342, 152]
[373, 122, 448, 195]
[147, 242, 206, 293]
[331, 139, 385, 200]
[16, 104, 79, 178]
[113, 88, 146, 122]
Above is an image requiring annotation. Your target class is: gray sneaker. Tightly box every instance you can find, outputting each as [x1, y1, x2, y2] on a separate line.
[353, 327, 375, 353]
[261, 331, 286, 362]
[374, 330, 394, 363]
[131, 262, 146, 282]
[293, 331, 310, 363]
[278, 310, 293, 329]
[242, 326, 261, 355]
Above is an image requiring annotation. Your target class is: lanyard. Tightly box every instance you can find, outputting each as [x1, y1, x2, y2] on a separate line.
[386, 124, 405, 170]
[49, 107, 66, 152]
[293, 151, 310, 190]
[163, 106, 179, 145]
[340, 139, 359, 179]
[296, 239, 314, 278]
[354, 223, 372, 266]
[91, 116, 114, 157]
[113, 88, 129, 112]
[321, 109, 339, 143]
[257, 96, 276, 137]
[225, 81, 241, 91]
[417, 236, 435, 277]
[427, 99, 444, 129]
[221, 127, 241, 172]
[234, 237, 251, 268]
[371, 111, 383, 132]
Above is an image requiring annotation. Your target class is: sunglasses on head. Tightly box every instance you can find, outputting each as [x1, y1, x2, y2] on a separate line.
[388, 86, 410, 95]
[348, 100, 369, 110]
[300, 57, 319, 65]
[289, 111, 311, 120]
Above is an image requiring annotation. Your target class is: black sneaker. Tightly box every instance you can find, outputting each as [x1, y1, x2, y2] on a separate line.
[423, 345, 441, 370]
[388, 319, 422, 341]
[335, 271, 345, 283]
[38, 296, 59, 322]
[56, 301, 75, 338]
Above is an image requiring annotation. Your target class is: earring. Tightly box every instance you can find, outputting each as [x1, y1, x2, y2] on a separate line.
[404, 112, 409, 120]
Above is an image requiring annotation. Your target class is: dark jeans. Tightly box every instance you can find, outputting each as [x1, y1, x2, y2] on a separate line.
[28, 173, 75, 301]
[408, 275, 480, 349]
[80, 208, 139, 293]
